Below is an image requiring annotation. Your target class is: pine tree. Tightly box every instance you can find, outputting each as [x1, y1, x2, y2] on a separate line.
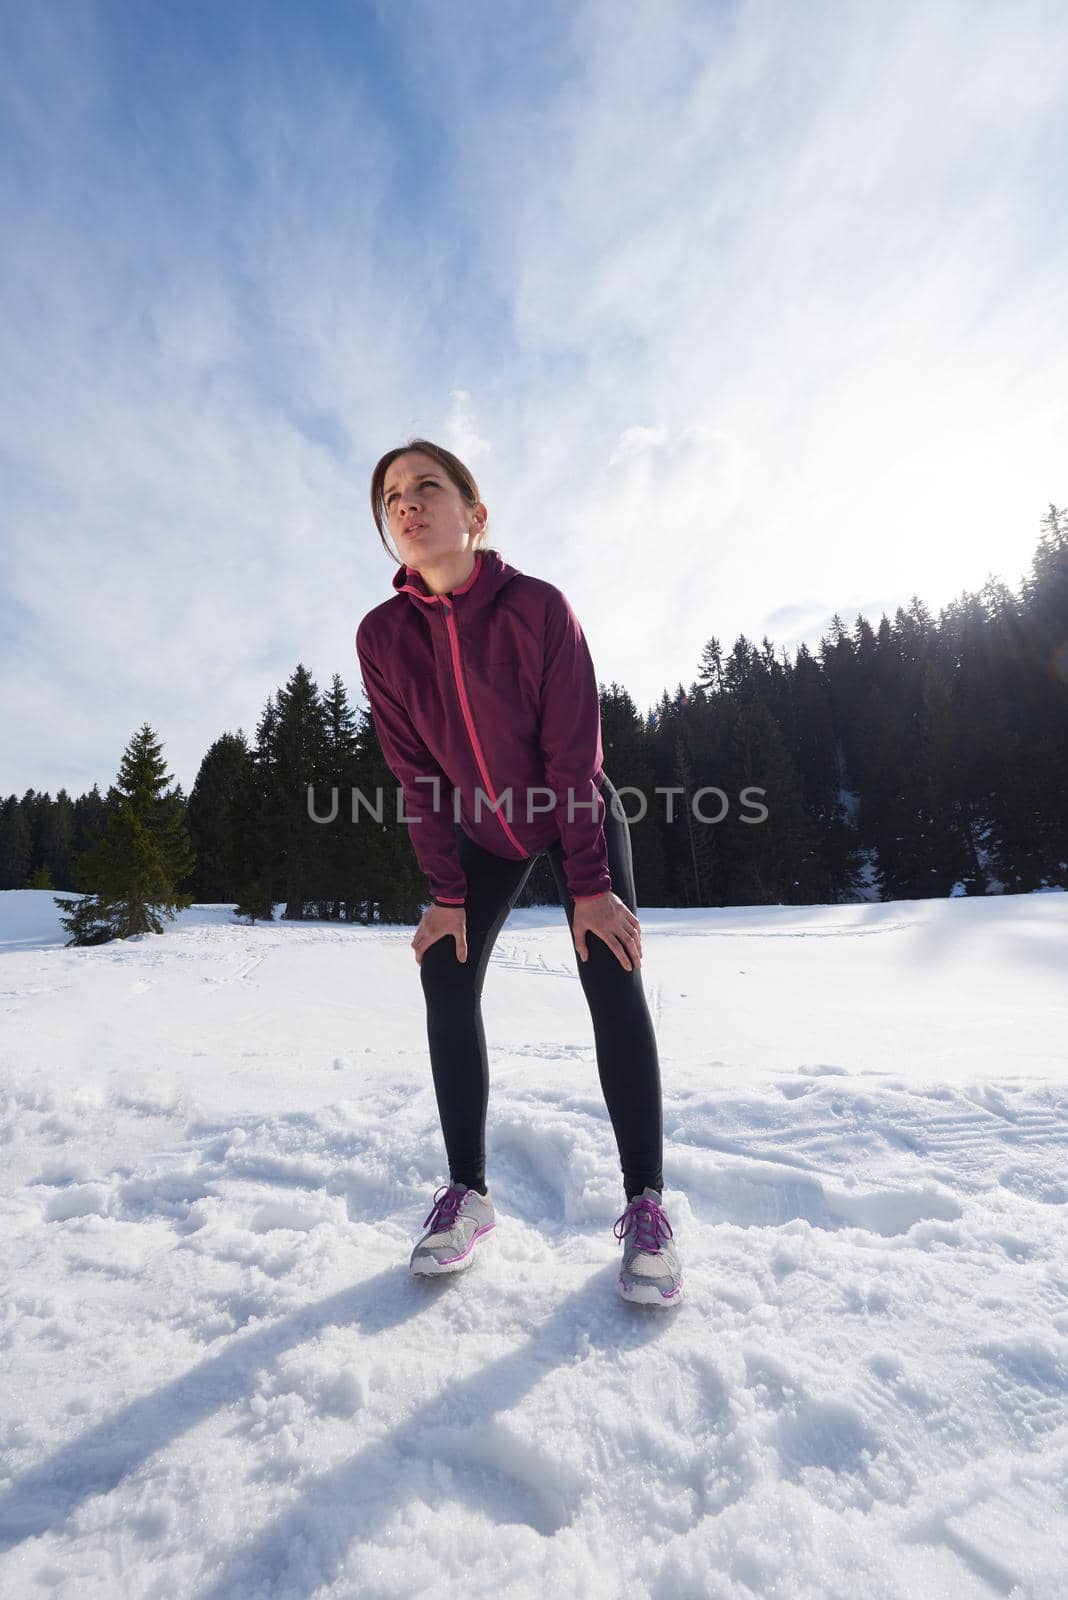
[697, 636, 723, 695]
[187, 732, 254, 902]
[856, 678, 915, 899]
[54, 894, 115, 945]
[0, 796, 32, 888]
[233, 882, 274, 923]
[230, 698, 280, 920]
[596, 681, 666, 905]
[40, 789, 76, 889]
[1011, 503, 1068, 884]
[274, 664, 331, 920]
[784, 645, 862, 898]
[71, 785, 108, 870]
[54, 725, 196, 943]
[669, 732, 717, 906]
[350, 691, 427, 923]
[1020, 503, 1068, 633]
[788, 645, 838, 805]
[913, 660, 977, 894]
[315, 674, 360, 919]
[19, 790, 48, 885]
[722, 635, 760, 698]
[716, 695, 825, 904]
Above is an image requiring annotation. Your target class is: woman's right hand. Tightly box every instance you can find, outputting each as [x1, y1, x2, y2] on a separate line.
[411, 904, 468, 965]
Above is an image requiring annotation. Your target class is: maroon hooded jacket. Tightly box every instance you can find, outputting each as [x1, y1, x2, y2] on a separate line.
[354, 548, 611, 906]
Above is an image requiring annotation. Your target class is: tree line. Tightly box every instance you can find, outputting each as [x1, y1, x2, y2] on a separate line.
[2, 503, 1064, 940]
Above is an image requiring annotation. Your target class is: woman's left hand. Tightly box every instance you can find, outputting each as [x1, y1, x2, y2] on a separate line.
[571, 891, 643, 971]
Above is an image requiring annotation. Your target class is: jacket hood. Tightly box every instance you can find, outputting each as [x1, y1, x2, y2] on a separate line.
[391, 548, 520, 617]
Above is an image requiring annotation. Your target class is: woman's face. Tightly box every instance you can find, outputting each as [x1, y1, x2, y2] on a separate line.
[382, 450, 485, 567]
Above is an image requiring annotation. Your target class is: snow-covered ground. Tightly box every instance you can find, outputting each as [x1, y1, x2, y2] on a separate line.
[1, 886, 1066, 1599]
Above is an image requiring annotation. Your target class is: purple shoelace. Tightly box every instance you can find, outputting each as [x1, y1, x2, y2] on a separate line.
[424, 1183, 466, 1233]
[614, 1193, 673, 1253]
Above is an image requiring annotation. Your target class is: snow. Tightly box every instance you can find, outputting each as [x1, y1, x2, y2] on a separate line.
[1, 886, 1066, 1598]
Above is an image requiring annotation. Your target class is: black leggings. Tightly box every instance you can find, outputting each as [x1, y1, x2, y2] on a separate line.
[417, 774, 664, 1202]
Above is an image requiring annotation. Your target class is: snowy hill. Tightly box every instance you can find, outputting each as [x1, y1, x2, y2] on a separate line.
[1, 888, 1066, 1598]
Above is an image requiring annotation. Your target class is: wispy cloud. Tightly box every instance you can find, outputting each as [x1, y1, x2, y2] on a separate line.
[2, 0, 1065, 794]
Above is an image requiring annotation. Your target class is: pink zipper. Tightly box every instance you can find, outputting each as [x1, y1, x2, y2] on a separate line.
[441, 599, 530, 858]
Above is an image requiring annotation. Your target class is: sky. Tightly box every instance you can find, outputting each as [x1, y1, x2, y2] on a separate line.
[2, 0, 1066, 800]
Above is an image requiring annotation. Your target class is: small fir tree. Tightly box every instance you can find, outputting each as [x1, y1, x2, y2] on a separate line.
[233, 881, 274, 923]
[54, 725, 196, 943]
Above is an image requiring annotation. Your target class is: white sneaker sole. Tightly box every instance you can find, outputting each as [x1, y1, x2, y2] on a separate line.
[410, 1221, 496, 1276]
[617, 1270, 684, 1306]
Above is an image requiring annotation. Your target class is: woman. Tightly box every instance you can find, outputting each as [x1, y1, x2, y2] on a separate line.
[355, 440, 683, 1306]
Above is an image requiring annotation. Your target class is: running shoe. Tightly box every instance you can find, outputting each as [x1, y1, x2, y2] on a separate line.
[613, 1187, 683, 1305]
[409, 1182, 496, 1277]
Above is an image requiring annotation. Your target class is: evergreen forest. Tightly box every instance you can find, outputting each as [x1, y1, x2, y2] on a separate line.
[3, 504, 1065, 926]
